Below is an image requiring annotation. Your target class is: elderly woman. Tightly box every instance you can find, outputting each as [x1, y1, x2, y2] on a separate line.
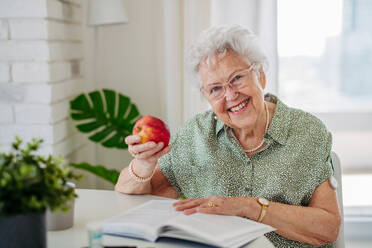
[115, 25, 341, 247]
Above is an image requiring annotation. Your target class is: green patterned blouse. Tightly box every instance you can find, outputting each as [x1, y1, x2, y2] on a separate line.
[158, 94, 334, 248]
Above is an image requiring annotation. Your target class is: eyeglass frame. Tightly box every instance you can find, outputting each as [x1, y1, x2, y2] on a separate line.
[200, 64, 256, 102]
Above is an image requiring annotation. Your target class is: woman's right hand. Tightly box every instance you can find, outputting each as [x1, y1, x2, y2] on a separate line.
[125, 135, 171, 173]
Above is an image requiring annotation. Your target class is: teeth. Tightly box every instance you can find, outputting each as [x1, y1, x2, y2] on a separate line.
[230, 99, 248, 112]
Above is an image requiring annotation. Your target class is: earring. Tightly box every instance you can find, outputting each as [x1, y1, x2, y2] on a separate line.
[214, 115, 218, 120]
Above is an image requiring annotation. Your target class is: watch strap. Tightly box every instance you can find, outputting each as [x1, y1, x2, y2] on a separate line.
[257, 198, 269, 222]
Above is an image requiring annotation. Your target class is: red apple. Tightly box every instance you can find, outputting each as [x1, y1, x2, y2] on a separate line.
[132, 115, 170, 147]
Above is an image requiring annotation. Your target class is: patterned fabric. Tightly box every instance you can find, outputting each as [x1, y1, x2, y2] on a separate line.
[158, 94, 334, 248]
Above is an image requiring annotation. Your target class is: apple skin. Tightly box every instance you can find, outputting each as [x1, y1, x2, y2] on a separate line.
[132, 115, 170, 147]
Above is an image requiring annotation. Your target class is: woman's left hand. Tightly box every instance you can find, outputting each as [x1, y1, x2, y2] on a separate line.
[173, 196, 251, 217]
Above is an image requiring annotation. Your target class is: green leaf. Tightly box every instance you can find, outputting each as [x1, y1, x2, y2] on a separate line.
[102, 133, 127, 149]
[117, 94, 130, 120]
[70, 94, 91, 112]
[103, 89, 116, 119]
[71, 112, 93, 121]
[89, 91, 104, 113]
[70, 162, 120, 185]
[0, 137, 80, 215]
[88, 126, 116, 142]
[70, 89, 141, 149]
[77, 120, 105, 132]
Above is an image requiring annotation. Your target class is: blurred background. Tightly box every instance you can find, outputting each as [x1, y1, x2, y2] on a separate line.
[0, 0, 371, 246]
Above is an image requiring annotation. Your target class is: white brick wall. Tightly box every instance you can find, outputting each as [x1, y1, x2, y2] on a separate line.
[9, 19, 82, 41]
[47, 0, 82, 23]
[48, 21, 83, 41]
[49, 42, 84, 61]
[9, 20, 49, 40]
[0, 79, 83, 105]
[0, 124, 54, 144]
[14, 105, 51, 124]
[0, 0, 48, 18]
[0, 41, 50, 61]
[39, 132, 85, 157]
[0, 119, 77, 147]
[0, 41, 83, 62]
[0, 20, 8, 39]
[12, 63, 50, 82]
[0, 83, 26, 104]
[12, 61, 77, 83]
[1, 83, 52, 104]
[0, 0, 81, 21]
[0, 106, 13, 124]
[14, 100, 69, 124]
[0, 64, 10, 82]
[52, 78, 84, 102]
[0, 0, 86, 161]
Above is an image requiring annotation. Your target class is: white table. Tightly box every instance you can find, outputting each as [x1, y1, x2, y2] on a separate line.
[48, 189, 274, 248]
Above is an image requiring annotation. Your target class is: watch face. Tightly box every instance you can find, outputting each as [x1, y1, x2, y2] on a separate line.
[259, 197, 269, 205]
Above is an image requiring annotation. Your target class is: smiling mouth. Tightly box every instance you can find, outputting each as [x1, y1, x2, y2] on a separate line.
[228, 98, 250, 113]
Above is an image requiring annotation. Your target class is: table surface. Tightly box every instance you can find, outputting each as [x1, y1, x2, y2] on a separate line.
[48, 189, 274, 248]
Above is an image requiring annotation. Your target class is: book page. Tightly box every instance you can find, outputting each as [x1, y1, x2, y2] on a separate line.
[165, 211, 275, 247]
[222, 228, 274, 248]
[103, 199, 179, 241]
[103, 199, 275, 248]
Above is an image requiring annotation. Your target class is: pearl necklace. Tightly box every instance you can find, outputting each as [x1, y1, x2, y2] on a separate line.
[232, 101, 269, 154]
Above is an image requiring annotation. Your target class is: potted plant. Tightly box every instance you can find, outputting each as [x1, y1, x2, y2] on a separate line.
[0, 137, 80, 248]
[69, 89, 141, 185]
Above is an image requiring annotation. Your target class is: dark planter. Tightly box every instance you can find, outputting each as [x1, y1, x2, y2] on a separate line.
[0, 212, 46, 248]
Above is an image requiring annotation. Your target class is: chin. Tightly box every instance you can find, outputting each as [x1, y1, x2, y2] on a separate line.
[231, 110, 258, 127]
[218, 114, 253, 130]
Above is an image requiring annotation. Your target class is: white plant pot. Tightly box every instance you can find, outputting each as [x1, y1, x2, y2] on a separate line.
[47, 182, 76, 231]
[46, 199, 75, 231]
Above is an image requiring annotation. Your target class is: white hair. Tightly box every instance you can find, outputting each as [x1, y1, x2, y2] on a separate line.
[185, 25, 269, 88]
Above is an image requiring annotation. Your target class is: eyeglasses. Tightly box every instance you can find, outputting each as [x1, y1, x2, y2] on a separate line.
[200, 65, 255, 102]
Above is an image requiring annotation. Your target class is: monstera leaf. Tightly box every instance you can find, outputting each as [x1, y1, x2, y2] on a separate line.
[70, 89, 140, 149]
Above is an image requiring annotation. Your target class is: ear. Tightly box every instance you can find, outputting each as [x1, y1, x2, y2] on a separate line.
[258, 67, 266, 90]
[200, 87, 207, 98]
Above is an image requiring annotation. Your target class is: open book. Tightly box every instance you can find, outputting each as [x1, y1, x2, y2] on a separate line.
[102, 199, 275, 248]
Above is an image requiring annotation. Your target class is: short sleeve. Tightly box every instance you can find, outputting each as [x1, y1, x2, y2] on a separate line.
[158, 134, 183, 196]
[315, 131, 334, 187]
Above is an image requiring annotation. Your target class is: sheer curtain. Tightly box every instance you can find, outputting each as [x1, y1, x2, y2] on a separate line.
[211, 0, 278, 95]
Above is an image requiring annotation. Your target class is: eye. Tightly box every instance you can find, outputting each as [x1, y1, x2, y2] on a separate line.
[210, 86, 222, 94]
[230, 75, 243, 84]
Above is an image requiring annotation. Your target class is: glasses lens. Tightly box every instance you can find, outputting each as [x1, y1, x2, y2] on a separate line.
[229, 71, 249, 89]
[203, 67, 253, 101]
[207, 86, 224, 100]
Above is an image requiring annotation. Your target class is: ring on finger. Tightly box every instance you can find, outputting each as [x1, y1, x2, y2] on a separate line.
[207, 201, 216, 208]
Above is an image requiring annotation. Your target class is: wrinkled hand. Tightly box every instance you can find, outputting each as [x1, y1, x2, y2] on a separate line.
[173, 196, 249, 217]
[126, 135, 171, 164]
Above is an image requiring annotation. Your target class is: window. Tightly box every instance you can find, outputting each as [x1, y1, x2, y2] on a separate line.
[278, 0, 372, 174]
[277, 0, 372, 222]
[278, 0, 372, 112]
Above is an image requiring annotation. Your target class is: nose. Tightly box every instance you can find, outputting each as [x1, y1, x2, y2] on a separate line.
[224, 86, 239, 101]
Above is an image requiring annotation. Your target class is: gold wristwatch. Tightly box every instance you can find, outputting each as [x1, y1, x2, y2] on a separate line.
[257, 197, 269, 222]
